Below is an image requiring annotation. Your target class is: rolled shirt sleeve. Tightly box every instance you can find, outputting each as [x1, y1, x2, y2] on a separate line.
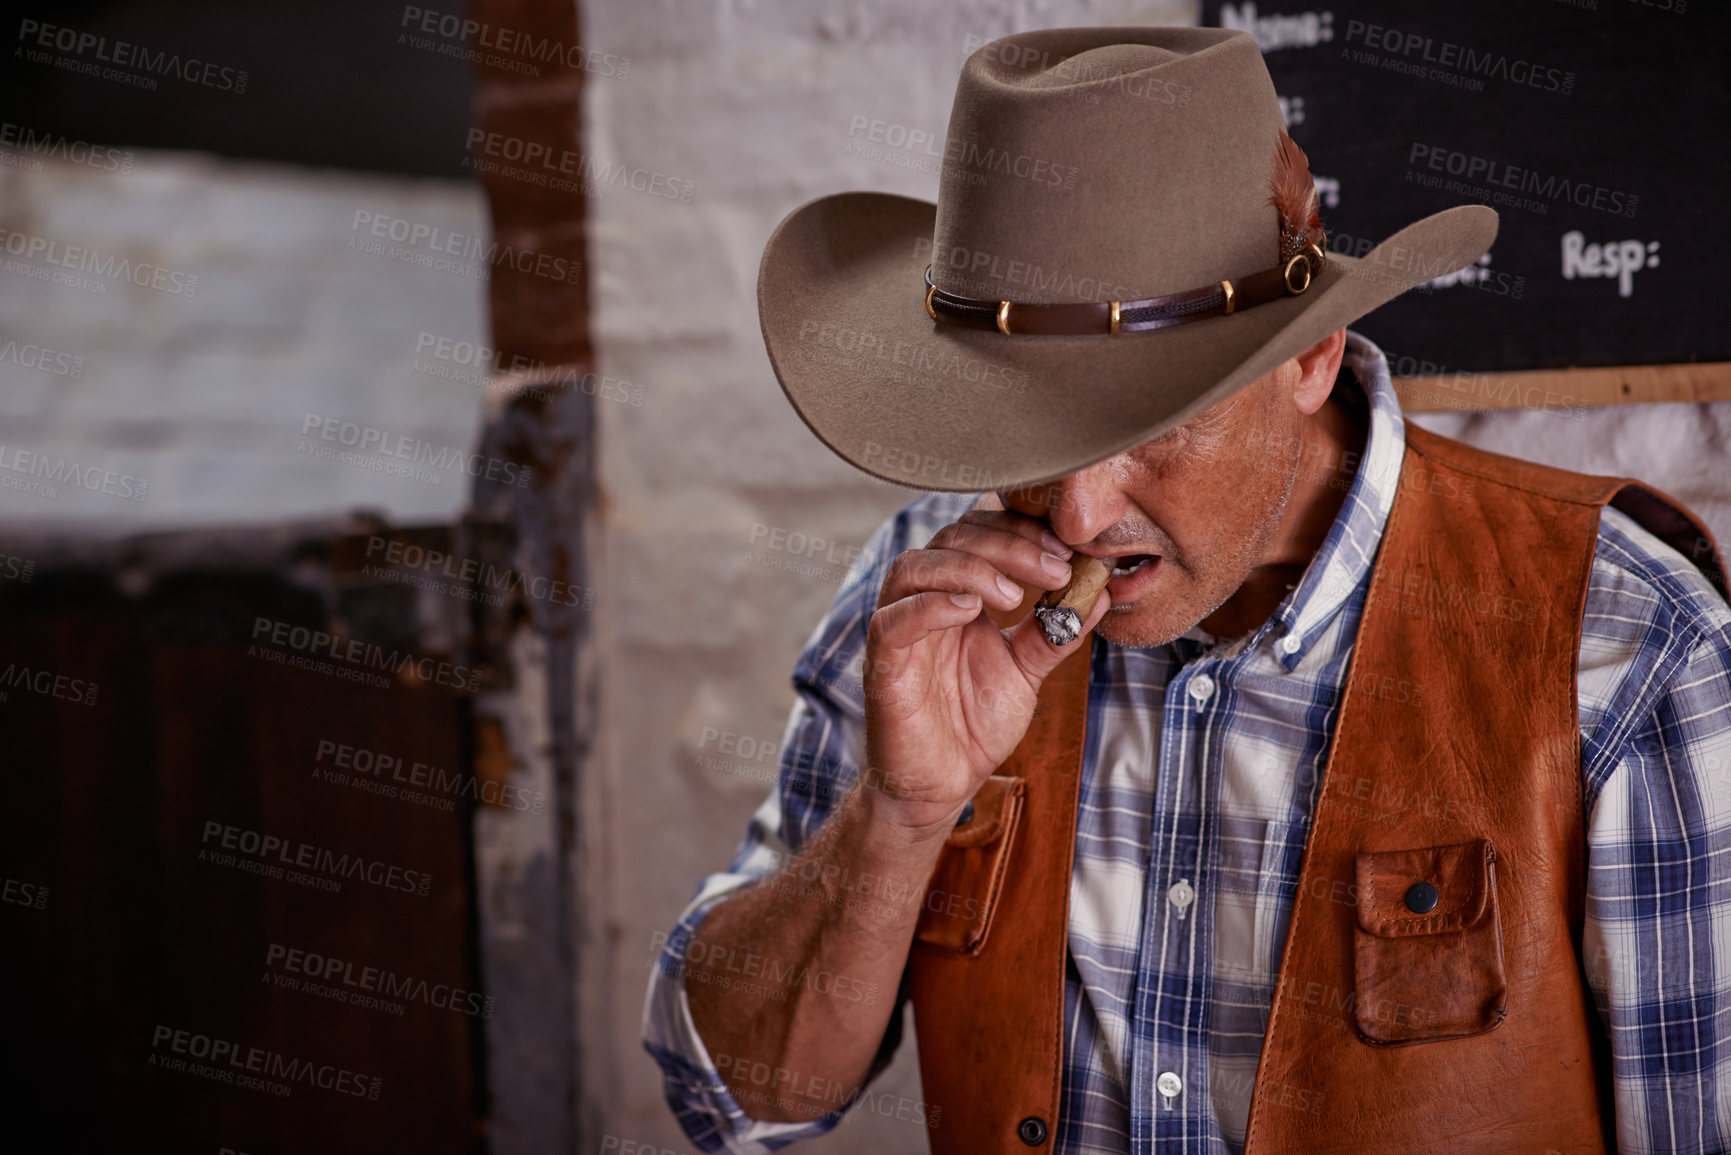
[641, 759, 848, 1154]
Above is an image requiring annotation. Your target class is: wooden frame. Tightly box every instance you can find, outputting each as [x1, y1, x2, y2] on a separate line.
[1395, 362, 1731, 414]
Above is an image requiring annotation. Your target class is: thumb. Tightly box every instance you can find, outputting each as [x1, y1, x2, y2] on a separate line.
[1004, 587, 1110, 689]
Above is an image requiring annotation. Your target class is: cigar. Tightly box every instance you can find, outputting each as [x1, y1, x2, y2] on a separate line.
[1032, 554, 1113, 646]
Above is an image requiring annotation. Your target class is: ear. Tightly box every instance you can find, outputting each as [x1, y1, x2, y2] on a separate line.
[1290, 328, 1347, 417]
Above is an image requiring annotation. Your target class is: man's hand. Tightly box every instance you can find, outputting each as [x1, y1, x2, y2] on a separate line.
[863, 505, 1109, 839]
[685, 502, 1108, 1122]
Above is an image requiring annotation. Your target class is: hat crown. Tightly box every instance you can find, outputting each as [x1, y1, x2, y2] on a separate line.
[930, 28, 1287, 304]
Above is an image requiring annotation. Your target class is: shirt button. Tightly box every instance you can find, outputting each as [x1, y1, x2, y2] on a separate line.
[1157, 1071, 1183, 1099]
[1187, 674, 1215, 703]
[1279, 633, 1302, 655]
[1168, 879, 1194, 909]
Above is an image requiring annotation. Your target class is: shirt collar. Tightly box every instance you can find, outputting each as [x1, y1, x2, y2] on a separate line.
[1230, 330, 1406, 671]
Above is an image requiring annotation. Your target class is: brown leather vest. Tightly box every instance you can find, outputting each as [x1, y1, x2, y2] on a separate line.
[906, 423, 1728, 1153]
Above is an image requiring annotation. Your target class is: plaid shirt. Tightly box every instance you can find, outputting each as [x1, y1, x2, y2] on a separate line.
[643, 334, 1731, 1154]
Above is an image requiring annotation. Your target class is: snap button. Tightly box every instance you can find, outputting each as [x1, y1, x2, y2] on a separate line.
[955, 801, 974, 827]
[1157, 1071, 1183, 1099]
[1405, 880, 1440, 914]
[1279, 633, 1301, 655]
[1017, 1115, 1048, 1146]
[1187, 674, 1215, 703]
[1168, 879, 1194, 909]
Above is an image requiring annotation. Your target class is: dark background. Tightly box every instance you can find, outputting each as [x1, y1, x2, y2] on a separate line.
[0, 1, 489, 1148]
[0, 0, 475, 176]
[1203, 0, 1730, 373]
[0, 530, 489, 1152]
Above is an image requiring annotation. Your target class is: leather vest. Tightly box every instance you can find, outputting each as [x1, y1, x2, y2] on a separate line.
[906, 422, 1728, 1153]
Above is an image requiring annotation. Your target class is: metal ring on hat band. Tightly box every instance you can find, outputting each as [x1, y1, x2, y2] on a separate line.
[1284, 246, 1320, 294]
[922, 242, 1325, 336]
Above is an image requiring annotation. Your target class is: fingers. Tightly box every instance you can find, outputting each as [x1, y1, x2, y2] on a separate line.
[1004, 583, 1111, 685]
[866, 589, 987, 657]
[869, 509, 1084, 681]
[950, 508, 1073, 562]
[879, 515, 1074, 611]
[877, 547, 1025, 613]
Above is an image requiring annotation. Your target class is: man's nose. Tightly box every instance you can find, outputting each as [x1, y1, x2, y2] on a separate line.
[1032, 464, 1125, 548]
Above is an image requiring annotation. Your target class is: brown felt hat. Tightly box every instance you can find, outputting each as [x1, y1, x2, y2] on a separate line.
[758, 26, 1499, 492]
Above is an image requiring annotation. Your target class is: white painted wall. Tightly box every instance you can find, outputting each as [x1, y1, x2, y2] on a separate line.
[0, 151, 489, 527]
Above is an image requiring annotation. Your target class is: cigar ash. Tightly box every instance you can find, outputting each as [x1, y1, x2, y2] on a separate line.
[1032, 555, 1113, 647]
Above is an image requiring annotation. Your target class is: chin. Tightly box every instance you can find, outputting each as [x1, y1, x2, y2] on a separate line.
[1093, 601, 1200, 650]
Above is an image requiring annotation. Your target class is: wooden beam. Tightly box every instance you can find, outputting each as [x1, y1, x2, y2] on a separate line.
[463, 0, 598, 1150]
[1394, 361, 1731, 414]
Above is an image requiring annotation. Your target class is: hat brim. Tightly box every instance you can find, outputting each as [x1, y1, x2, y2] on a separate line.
[758, 192, 1498, 492]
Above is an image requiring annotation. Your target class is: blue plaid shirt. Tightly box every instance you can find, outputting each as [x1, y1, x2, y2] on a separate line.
[643, 334, 1731, 1153]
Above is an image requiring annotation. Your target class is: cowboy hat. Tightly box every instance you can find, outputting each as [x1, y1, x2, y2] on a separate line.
[757, 26, 1498, 492]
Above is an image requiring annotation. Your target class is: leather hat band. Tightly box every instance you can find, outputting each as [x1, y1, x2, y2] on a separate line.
[923, 243, 1326, 336]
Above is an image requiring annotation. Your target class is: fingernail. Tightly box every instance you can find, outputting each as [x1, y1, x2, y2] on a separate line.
[996, 575, 1022, 601]
[1041, 533, 1073, 558]
[1041, 553, 1071, 580]
[951, 593, 979, 608]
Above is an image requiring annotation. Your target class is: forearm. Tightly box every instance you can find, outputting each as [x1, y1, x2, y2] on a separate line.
[675, 497, 1086, 1126]
[685, 783, 947, 1122]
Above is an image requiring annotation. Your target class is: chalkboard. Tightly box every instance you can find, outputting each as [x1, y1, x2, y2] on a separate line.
[1202, 0, 1729, 381]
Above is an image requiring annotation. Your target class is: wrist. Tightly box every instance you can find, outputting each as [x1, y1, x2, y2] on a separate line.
[853, 783, 959, 858]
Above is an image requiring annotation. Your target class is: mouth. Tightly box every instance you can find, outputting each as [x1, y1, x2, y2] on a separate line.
[1110, 554, 1157, 576]
[1103, 553, 1162, 604]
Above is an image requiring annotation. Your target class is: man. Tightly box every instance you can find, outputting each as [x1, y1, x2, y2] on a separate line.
[644, 26, 1731, 1154]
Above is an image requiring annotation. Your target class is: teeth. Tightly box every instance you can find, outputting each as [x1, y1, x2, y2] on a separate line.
[1111, 556, 1153, 576]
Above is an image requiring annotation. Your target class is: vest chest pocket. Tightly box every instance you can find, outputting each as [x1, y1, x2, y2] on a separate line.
[912, 774, 1026, 955]
[1352, 838, 1506, 1045]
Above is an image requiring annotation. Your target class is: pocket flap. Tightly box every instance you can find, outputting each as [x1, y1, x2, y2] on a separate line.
[1355, 839, 1495, 937]
[913, 775, 1026, 955]
[945, 775, 1021, 848]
